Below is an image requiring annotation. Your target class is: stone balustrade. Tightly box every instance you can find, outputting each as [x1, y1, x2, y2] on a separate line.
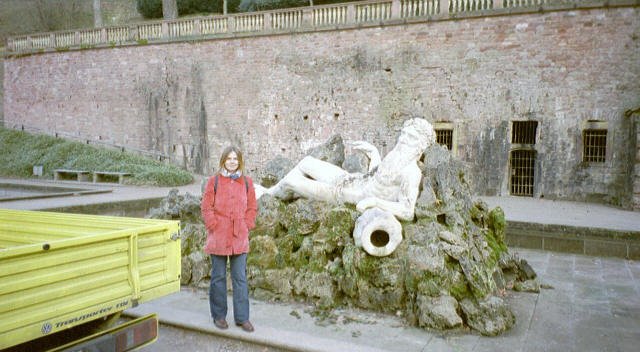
[5, 0, 635, 54]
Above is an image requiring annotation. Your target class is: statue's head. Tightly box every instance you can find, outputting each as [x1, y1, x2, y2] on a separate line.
[399, 118, 435, 152]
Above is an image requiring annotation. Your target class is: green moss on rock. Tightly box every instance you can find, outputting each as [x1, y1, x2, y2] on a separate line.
[248, 235, 279, 269]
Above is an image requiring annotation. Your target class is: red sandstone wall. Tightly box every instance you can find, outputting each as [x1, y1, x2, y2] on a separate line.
[4, 7, 639, 205]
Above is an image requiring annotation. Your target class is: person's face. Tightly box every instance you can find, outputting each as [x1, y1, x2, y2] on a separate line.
[397, 126, 430, 156]
[399, 127, 422, 146]
[224, 151, 239, 173]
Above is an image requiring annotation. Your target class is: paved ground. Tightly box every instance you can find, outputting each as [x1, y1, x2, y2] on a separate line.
[0, 176, 203, 211]
[482, 196, 640, 233]
[2, 177, 640, 351]
[126, 248, 640, 352]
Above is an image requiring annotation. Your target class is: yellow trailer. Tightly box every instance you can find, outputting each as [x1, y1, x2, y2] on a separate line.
[0, 209, 181, 350]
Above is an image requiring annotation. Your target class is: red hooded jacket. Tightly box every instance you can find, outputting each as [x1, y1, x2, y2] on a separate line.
[200, 174, 258, 256]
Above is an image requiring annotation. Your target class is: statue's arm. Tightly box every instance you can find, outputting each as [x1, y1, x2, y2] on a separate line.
[351, 141, 381, 172]
[356, 169, 421, 221]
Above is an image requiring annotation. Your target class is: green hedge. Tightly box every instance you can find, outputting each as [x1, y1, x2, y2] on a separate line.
[137, 0, 164, 18]
[0, 128, 193, 187]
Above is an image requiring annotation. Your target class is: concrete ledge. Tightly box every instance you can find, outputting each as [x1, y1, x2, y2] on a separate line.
[506, 221, 640, 260]
[42, 197, 164, 218]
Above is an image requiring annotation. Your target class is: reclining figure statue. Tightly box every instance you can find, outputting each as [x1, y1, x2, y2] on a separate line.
[257, 118, 436, 256]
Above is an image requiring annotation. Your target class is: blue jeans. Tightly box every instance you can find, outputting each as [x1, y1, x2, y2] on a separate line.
[209, 253, 250, 324]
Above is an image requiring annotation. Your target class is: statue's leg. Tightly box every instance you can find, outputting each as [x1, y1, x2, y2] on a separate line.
[264, 166, 304, 199]
[280, 171, 338, 203]
[297, 156, 346, 183]
[263, 156, 345, 202]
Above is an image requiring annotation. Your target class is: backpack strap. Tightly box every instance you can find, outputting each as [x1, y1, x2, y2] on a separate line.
[213, 174, 248, 194]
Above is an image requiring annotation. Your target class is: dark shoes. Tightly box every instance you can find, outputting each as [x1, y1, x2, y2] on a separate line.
[214, 318, 254, 332]
[236, 320, 254, 332]
[213, 318, 228, 330]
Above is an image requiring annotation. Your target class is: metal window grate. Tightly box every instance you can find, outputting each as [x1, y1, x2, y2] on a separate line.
[510, 149, 535, 196]
[583, 129, 607, 163]
[511, 121, 538, 144]
[435, 129, 453, 150]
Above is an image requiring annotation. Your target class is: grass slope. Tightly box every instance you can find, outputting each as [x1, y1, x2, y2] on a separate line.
[0, 127, 193, 187]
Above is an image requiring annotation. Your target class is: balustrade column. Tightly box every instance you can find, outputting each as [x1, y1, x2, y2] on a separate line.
[264, 13, 272, 31]
[391, 0, 402, 20]
[493, 0, 503, 9]
[74, 31, 81, 46]
[440, 0, 450, 15]
[228, 16, 236, 33]
[101, 28, 107, 43]
[347, 4, 356, 24]
[49, 33, 55, 49]
[302, 8, 313, 28]
[162, 21, 169, 39]
[194, 19, 201, 35]
[128, 25, 138, 41]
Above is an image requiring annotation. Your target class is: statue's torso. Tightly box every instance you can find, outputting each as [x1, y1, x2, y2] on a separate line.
[338, 161, 419, 204]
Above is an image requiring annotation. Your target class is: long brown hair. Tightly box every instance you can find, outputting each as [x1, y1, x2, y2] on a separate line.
[218, 146, 244, 173]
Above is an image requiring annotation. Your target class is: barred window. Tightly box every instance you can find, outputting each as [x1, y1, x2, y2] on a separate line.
[583, 129, 607, 163]
[510, 149, 535, 197]
[511, 121, 538, 144]
[435, 129, 453, 150]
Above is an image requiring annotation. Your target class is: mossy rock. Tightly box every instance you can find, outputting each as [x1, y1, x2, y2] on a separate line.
[459, 256, 497, 299]
[282, 199, 323, 235]
[249, 267, 295, 298]
[248, 235, 279, 269]
[275, 231, 307, 267]
[312, 206, 357, 253]
[180, 223, 206, 257]
[291, 236, 314, 268]
[459, 296, 515, 336]
[416, 294, 463, 329]
[292, 270, 337, 304]
[355, 279, 405, 312]
[186, 251, 210, 287]
[405, 220, 445, 245]
[487, 206, 506, 245]
[253, 195, 287, 237]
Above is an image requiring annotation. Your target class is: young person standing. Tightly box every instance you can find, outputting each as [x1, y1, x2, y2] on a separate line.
[201, 146, 258, 332]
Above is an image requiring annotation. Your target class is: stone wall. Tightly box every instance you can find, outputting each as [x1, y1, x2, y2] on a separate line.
[634, 110, 640, 210]
[3, 6, 640, 207]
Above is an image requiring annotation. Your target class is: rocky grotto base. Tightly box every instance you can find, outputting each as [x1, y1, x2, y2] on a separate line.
[149, 139, 541, 336]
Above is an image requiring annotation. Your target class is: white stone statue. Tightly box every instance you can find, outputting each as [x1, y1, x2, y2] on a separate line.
[353, 207, 404, 256]
[256, 118, 436, 255]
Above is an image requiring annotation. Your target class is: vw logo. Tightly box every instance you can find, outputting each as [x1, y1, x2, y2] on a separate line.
[41, 322, 52, 335]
